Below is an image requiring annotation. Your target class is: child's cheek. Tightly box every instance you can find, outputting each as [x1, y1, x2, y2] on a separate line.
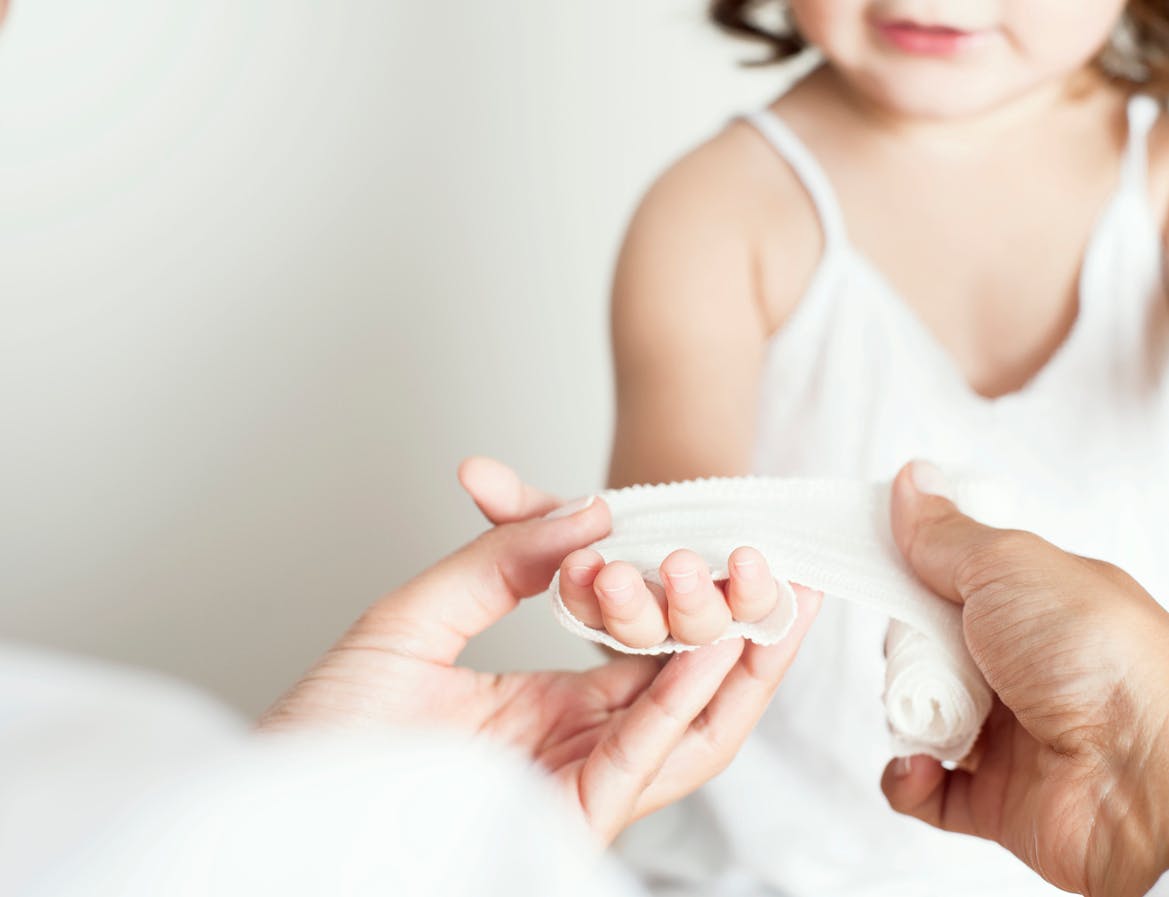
[1005, 0, 1127, 73]
[788, 0, 870, 57]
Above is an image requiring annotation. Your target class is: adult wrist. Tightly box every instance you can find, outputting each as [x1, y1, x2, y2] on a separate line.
[1144, 612, 1169, 884]
[1147, 650, 1169, 886]
[1083, 604, 1169, 897]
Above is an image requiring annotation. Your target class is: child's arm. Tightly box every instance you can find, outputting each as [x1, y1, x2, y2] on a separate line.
[607, 146, 770, 489]
[560, 139, 811, 649]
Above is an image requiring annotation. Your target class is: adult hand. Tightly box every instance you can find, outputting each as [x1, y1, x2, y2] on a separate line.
[882, 461, 1169, 897]
[261, 458, 820, 845]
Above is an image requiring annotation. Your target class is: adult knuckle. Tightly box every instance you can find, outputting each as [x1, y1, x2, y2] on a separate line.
[954, 529, 1044, 601]
[598, 730, 641, 778]
[687, 714, 733, 770]
[986, 529, 1046, 563]
[645, 681, 691, 728]
[1083, 556, 1140, 591]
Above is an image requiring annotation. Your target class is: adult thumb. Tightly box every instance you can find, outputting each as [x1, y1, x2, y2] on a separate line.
[359, 496, 612, 665]
[889, 460, 1010, 607]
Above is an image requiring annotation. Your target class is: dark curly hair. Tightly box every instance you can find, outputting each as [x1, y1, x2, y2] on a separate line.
[710, 0, 1169, 95]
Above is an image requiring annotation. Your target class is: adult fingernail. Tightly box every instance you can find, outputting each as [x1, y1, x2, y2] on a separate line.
[545, 496, 595, 520]
[908, 460, 953, 501]
[893, 756, 914, 778]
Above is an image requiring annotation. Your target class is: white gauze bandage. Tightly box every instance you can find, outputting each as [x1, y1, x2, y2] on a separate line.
[548, 478, 997, 762]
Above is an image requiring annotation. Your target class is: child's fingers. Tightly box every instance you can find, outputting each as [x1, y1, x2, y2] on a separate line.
[661, 550, 733, 645]
[725, 546, 781, 623]
[593, 562, 670, 649]
[576, 638, 744, 843]
[559, 549, 606, 629]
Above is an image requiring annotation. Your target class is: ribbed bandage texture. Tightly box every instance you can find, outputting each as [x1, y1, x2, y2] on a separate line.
[548, 478, 994, 761]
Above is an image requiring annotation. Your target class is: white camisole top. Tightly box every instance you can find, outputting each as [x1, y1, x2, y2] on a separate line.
[617, 93, 1169, 897]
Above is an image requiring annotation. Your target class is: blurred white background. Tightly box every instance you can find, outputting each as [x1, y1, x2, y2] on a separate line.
[0, 0, 795, 714]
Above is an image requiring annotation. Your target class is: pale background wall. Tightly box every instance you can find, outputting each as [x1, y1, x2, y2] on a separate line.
[0, 0, 799, 715]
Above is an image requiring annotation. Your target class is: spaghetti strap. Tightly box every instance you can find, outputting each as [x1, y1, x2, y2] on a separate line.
[742, 109, 849, 249]
[1120, 93, 1161, 192]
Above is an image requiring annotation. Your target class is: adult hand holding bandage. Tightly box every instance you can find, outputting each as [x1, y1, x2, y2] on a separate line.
[548, 465, 998, 761]
[261, 458, 819, 845]
[882, 462, 1169, 897]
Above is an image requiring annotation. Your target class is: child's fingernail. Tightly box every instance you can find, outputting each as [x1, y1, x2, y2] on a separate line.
[599, 582, 634, 606]
[733, 557, 760, 580]
[908, 460, 953, 500]
[545, 496, 595, 520]
[665, 569, 698, 594]
[566, 565, 595, 587]
[893, 756, 914, 779]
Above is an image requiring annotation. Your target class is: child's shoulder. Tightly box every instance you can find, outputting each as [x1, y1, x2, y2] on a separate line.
[616, 102, 823, 333]
[629, 114, 810, 236]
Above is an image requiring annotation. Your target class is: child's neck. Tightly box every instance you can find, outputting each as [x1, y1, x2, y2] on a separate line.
[816, 64, 1120, 153]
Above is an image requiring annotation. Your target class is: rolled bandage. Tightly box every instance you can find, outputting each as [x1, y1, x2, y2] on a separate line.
[548, 477, 996, 762]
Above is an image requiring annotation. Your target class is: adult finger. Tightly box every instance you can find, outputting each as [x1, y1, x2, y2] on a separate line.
[635, 584, 821, 815]
[457, 456, 562, 523]
[879, 753, 979, 837]
[880, 698, 1022, 839]
[535, 656, 667, 773]
[359, 496, 612, 665]
[576, 638, 745, 843]
[689, 585, 821, 738]
[890, 460, 1051, 606]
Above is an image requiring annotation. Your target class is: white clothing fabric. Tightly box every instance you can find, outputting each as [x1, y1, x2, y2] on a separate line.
[549, 477, 999, 760]
[0, 643, 642, 897]
[616, 92, 1169, 896]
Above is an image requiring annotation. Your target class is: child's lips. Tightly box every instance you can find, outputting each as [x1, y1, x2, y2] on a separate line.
[873, 19, 991, 57]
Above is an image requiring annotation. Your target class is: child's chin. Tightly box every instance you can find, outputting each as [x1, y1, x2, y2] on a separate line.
[854, 68, 1043, 121]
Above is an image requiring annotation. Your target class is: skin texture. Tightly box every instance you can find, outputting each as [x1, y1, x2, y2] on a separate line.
[789, 0, 1127, 118]
[260, 458, 820, 845]
[883, 461, 1169, 897]
[599, 0, 1169, 652]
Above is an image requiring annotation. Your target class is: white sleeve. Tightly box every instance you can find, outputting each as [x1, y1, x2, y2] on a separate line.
[0, 643, 645, 897]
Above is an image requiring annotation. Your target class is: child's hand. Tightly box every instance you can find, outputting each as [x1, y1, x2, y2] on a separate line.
[558, 547, 790, 649]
